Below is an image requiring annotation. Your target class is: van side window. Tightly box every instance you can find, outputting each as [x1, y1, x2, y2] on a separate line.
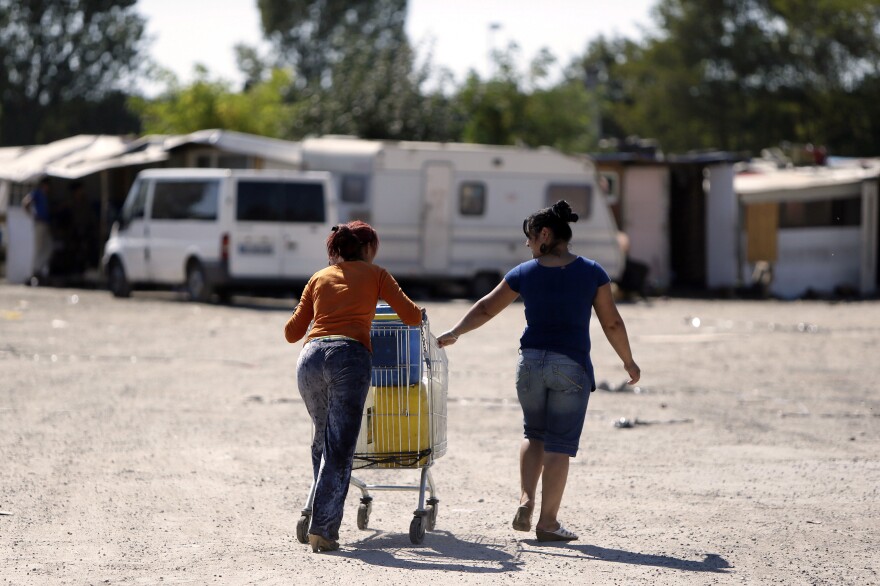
[546, 184, 592, 219]
[459, 182, 486, 216]
[341, 175, 368, 203]
[122, 181, 148, 223]
[237, 181, 326, 223]
[152, 181, 220, 220]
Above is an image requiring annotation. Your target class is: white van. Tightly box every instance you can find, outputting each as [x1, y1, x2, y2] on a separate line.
[102, 168, 337, 301]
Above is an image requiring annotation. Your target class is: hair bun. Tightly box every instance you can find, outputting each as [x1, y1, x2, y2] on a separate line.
[551, 200, 578, 223]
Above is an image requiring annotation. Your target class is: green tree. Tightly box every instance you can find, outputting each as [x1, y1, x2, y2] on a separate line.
[453, 43, 597, 152]
[582, 0, 880, 155]
[257, 0, 408, 88]
[287, 38, 461, 141]
[0, 0, 147, 145]
[132, 66, 298, 137]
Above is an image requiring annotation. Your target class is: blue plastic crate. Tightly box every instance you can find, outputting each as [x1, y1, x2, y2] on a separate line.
[370, 303, 421, 386]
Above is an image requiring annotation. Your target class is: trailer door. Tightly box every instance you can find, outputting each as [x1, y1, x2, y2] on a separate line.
[421, 162, 453, 272]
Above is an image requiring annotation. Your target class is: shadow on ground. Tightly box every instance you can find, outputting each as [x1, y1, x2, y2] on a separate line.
[336, 530, 522, 573]
[524, 541, 731, 573]
[326, 530, 731, 575]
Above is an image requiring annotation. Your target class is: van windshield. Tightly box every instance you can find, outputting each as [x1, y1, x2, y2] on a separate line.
[236, 181, 325, 223]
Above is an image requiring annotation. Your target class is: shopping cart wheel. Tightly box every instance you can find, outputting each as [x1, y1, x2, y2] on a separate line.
[409, 515, 426, 544]
[357, 503, 371, 530]
[426, 498, 439, 531]
[296, 514, 311, 544]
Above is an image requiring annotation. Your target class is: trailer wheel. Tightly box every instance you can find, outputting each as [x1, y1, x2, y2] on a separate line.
[107, 259, 131, 298]
[357, 503, 371, 530]
[470, 272, 500, 299]
[296, 514, 310, 544]
[409, 515, 426, 544]
[185, 260, 211, 302]
[426, 498, 439, 531]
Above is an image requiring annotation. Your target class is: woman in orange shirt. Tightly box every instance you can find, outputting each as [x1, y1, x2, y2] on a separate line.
[285, 221, 421, 553]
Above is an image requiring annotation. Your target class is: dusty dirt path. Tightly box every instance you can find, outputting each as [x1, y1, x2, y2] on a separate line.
[1, 284, 878, 585]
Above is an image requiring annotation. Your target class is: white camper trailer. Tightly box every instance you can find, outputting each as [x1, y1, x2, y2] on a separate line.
[297, 137, 624, 297]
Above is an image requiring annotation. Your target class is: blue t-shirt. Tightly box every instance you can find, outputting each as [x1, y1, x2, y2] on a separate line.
[29, 187, 50, 223]
[504, 256, 610, 390]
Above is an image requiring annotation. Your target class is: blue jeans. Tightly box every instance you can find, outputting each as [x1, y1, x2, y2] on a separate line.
[516, 349, 590, 456]
[297, 339, 373, 540]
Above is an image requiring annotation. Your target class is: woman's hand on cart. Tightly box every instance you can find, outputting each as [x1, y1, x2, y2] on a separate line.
[437, 330, 459, 348]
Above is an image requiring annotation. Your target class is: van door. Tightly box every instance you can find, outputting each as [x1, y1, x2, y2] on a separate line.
[231, 180, 285, 278]
[117, 180, 150, 281]
[278, 180, 330, 279]
[148, 179, 222, 283]
[421, 162, 453, 272]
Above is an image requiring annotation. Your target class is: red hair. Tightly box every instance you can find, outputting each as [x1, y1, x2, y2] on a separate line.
[326, 221, 379, 261]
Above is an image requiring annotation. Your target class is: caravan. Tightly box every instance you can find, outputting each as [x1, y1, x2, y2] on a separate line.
[102, 168, 337, 300]
[297, 137, 624, 297]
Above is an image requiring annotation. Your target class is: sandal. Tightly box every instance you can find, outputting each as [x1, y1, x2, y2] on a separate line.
[512, 505, 533, 532]
[308, 533, 340, 553]
[535, 524, 578, 542]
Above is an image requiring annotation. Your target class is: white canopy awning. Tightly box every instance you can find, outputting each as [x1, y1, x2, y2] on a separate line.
[164, 129, 302, 166]
[0, 135, 101, 183]
[736, 161, 880, 204]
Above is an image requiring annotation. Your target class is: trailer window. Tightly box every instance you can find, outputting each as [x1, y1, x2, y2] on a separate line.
[237, 181, 326, 223]
[151, 181, 219, 221]
[779, 197, 861, 228]
[546, 184, 592, 219]
[341, 175, 368, 203]
[459, 182, 486, 216]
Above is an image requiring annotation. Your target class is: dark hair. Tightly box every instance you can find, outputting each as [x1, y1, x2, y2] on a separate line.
[326, 220, 379, 261]
[522, 200, 579, 254]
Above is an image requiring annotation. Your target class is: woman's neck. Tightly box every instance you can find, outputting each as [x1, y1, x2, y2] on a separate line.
[536, 248, 576, 267]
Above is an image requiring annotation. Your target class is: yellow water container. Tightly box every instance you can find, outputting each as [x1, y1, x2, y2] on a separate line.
[359, 382, 431, 468]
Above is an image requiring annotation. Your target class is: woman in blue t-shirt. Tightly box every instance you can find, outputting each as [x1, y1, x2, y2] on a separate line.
[438, 200, 640, 542]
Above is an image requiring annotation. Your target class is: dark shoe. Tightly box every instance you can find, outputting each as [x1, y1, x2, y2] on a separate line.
[512, 505, 533, 532]
[535, 524, 578, 542]
[308, 533, 339, 552]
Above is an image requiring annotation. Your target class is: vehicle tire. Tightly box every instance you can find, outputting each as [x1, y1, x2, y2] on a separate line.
[185, 260, 211, 302]
[470, 271, 500, 299]
[409, 515, 426, 545]
[107, 259, 131, 298]
[296, 515, 310, 544]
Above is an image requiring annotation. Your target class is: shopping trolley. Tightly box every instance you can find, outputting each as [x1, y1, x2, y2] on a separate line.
[295, 303, 448, 545]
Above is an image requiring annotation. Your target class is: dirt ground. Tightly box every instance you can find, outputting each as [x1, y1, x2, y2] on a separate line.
[1, 283, 878, 585]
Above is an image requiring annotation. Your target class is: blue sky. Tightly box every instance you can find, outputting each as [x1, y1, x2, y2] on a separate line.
[137, 0, 657, 90]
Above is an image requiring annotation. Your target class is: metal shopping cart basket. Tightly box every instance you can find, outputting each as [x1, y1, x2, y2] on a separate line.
[295, 303, 448, 545]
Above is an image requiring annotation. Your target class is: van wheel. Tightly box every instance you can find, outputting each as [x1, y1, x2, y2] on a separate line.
[470, 272, 500, 299]
[185, 261, 211, 302]
[108, 259, 131, 298]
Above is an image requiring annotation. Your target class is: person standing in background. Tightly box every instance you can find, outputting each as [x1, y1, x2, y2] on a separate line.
[22, 177, 52, 284]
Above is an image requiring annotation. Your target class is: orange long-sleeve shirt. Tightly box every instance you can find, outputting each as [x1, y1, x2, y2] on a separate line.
[284, 261, 421, 352]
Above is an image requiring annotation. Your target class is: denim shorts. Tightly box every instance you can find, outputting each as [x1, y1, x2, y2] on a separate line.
[515, 349, 590, 457]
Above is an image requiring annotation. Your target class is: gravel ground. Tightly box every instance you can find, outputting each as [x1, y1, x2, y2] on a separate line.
[1, 283, 878, 585]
